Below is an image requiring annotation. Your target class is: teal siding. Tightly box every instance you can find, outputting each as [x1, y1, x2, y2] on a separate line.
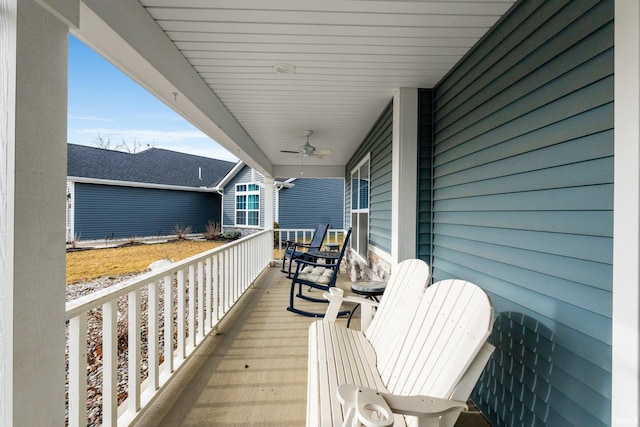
[345, 100, 393, 254]
[417, 89, 434, 264]
[278, 178, 344, 229]
[430, 1, 613, 426]
[74, 183, 221, 240]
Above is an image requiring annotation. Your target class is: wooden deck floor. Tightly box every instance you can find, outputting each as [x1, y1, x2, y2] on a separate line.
[134, 266, 491, 426]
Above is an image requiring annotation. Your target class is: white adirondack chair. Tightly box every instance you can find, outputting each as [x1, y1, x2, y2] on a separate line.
[323, 258, 431, 333]
[308, 260, 495, 427]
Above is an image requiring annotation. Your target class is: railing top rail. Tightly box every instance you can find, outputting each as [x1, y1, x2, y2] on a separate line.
[65, 229, 271, 320]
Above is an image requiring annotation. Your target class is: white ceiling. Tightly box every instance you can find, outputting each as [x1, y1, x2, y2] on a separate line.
[80, 0, 516, 176]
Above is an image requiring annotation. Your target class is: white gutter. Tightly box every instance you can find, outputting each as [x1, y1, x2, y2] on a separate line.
[68, 176, 218, 193]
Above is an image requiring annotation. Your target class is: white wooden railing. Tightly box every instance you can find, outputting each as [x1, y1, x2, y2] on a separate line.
[65, 230, 273, 427]
[275, 228, 346, 253]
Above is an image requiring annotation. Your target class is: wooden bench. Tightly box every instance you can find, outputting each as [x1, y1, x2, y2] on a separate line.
[307, 259, 495, 426]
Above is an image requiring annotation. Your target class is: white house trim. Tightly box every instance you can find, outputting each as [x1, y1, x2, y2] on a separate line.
[68, 176, 219, 192]
[391, 87, 418, 265]
[612, 1, 640, 424]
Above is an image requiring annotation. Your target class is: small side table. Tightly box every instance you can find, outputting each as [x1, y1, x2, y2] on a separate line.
[325, 243, 340, 252]
[347, 281, 387, 328]
[308, 250, 339, 265]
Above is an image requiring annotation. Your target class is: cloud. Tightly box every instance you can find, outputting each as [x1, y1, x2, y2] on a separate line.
[74, 128, 210, 143]
[135, 113, 185, 121]
[68, 114, 113, 122]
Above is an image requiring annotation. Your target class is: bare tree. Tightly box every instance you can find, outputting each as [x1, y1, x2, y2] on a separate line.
[94, 135, 154, 153]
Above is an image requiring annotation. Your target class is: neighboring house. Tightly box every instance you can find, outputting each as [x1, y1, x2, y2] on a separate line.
[277, 177, 344, 229]
[216, 162, 344, 234]
[67, 144, 235, 241]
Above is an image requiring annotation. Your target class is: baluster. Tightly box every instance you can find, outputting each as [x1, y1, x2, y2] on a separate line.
[212, 254, 219, 324]
[188, 264, 196, 349]
[197, 261, 205, 339]
[163, 275, 173, 374]
[68, 313, 87, 427]
[177, 269, 186, 360]
[128, 289, 141, 414]
[222, 250, 229, 314]
[148, 280, 159, 391]
[102, 300, 118, 427]
[205, 257, 212, 330]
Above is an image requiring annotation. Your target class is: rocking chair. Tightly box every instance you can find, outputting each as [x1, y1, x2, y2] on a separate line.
[286, 228, 351, 318]
[280, 223, 330, 278]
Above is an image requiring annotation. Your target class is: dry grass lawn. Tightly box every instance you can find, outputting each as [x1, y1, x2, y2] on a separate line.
[66, 240, 226, 284]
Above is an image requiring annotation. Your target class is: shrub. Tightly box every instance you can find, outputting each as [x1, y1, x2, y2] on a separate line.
[204, 221, 222, 240]
[173, 224, 193, 240]
[222, 230, 241, 240]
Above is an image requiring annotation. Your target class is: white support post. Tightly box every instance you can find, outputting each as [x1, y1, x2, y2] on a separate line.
[0, 0, 72, 424]
[392, 88, 418, 265]
[613, 1, 640, 425]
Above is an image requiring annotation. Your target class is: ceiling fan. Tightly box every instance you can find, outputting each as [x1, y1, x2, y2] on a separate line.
[280, 130, 331, 159]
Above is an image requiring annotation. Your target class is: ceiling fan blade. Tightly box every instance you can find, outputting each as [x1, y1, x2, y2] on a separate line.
[280, 150, 299, 154]
[315, 149, 331, 156]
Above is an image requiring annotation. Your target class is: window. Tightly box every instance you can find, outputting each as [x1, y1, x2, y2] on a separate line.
[351, 156, 370, 259]
[235, 183, 260, 226]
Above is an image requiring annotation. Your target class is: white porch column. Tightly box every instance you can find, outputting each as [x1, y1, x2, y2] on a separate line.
[263, 176, 275, 230]
[391, 88, 418, 265]
[613, 1, 640, 425]
[0, 0, 75, 424]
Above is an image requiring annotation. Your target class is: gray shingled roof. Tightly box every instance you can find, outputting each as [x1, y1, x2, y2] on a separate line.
[67, 144, 236, 188]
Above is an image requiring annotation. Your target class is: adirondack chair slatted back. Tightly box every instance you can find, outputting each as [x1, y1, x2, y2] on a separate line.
[380, 279, 494, 401]
[365, 259, 430, 369]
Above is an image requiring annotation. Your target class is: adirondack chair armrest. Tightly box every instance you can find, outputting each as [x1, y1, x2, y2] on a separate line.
[322, 288, 380, 324]
[338, 385, 468, 427]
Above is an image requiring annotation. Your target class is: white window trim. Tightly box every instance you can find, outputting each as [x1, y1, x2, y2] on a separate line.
[234, 183, 261, 227]
[350, 154, 371, 262]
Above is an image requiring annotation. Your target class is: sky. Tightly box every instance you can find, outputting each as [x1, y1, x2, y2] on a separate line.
[67, 35, 238, 162]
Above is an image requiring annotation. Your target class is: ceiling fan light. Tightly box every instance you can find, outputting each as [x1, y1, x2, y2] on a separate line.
[274, 63, 296, 75]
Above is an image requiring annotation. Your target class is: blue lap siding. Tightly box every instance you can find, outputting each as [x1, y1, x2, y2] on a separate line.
[73, 183, 221, 240]
[345, 101, 394, 255]
[428, 0, 614, 425]
[278, 178, 344, 229]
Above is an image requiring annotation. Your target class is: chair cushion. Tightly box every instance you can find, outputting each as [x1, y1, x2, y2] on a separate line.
[298, 266, 334, 284]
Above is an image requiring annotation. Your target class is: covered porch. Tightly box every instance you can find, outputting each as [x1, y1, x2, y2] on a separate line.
[2, 1, 639, 426]
[133, 265, 489, 427]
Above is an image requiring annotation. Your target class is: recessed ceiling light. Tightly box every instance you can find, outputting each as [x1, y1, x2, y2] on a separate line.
[274, 63, 296, 75]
